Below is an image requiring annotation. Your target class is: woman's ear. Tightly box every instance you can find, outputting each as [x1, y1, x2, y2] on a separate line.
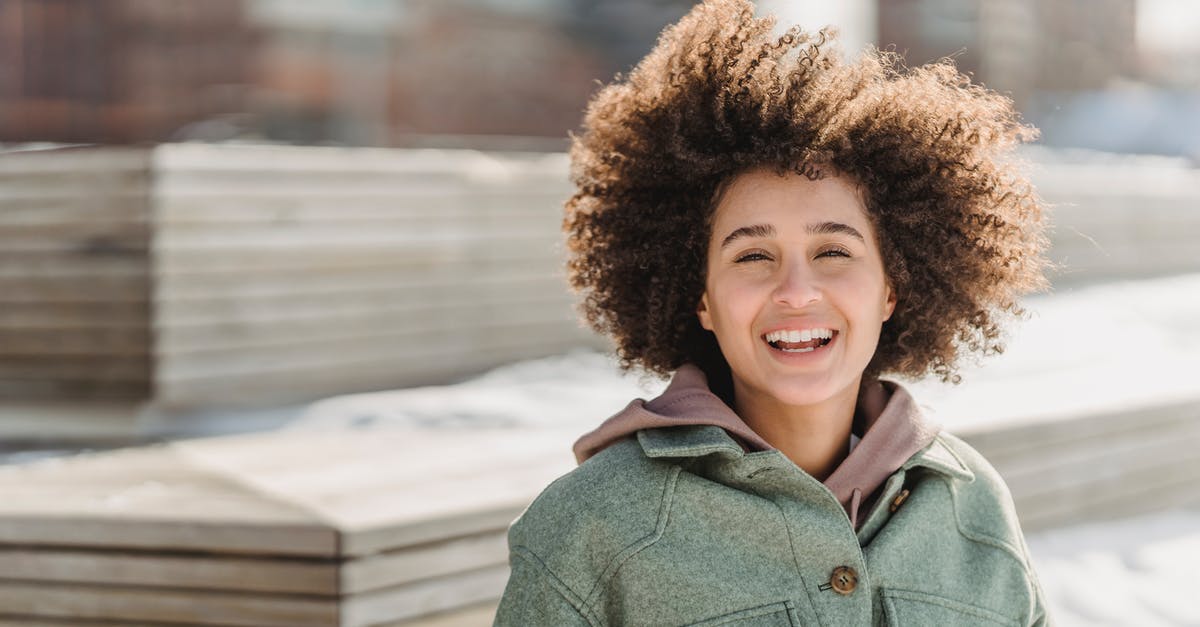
[883, 284, 897, 322]
[697, 292, 713, 331]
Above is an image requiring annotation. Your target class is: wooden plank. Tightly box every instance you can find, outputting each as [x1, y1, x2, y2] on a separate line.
[156, 296, 575, 354]
[0, 517, 336, 558]
[0, 328, 150, 356]
[174, 429, 573, 508]
[155, 276, 569, 325]
[0, 169, 148, 193]
[0, 581, 336, 627]
[388, 601, 497, 627]
[156, 254, 563, 287]
[0, 356, 149, 380]
[0, 548, 338, 595]
[153, 142, 566, 176]
[0, 277, 148, 304]
[154, 228, 556, 253]
[0, 197, 147, 221]
[0, 221, 149, 241]
[154, 322, 590, 385]
[1017, 458, 1200, 531]
[994, 414, 1200, 499]
[0, 379, 151, 401]
[155, 194, 564, 223]
[153, 342, 604, 408]
[0, 428, 576, 556]
[155, 265, 565, 302]
[961, 398, 1200, 463]
[0, 533, 503, 597]
[1009, 438, 1200, 505]
[0, 447, 338, 556]
[0, 230, 148, 253]
[0, 619, 178, 627]
[0, 302, 149, 329]
[0, 255, 148, 280]
[343, 532, 507, 594]
[169, 429, 575, 554]
[0, 401, 144, 442]
[0, 148, 150, 175]
[343, 565, 509, 627]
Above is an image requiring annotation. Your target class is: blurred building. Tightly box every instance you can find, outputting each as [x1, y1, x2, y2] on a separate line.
[0, 0, 257, 144]
[878, 0, 1137, 106]
[1, 0, 692, 148]
[1, 0, 1195, 156]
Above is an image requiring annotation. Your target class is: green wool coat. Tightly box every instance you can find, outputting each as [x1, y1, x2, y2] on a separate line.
[494, 424, 1050, 626]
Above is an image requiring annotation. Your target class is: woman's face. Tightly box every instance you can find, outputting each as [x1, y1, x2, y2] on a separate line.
[697, 167, 896, 410]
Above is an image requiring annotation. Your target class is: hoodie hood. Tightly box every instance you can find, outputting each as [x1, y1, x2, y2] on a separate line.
[572, 363, 942, 528]
[572, 364, 774, 464]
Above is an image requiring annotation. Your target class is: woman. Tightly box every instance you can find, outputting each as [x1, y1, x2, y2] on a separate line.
[496, 1, 1052, 624]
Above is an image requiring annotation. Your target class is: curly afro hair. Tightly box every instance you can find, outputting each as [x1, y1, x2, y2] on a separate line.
[564, 0, 1051, 393]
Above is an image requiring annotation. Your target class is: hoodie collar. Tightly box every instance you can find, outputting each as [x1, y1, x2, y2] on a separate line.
[572, 364, 774, 464]
[573, 363, 966, 487]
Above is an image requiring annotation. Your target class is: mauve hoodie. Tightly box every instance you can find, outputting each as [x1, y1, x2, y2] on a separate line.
[572, 364, 942, 530]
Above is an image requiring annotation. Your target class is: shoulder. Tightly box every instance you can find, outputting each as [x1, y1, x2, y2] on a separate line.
[928, 431, 1030, 558]
[506, 435, 680, 598]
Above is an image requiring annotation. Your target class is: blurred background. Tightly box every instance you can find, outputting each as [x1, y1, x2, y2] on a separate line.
[3, 0, 1199, 155]
[0, 1, 1198, 626]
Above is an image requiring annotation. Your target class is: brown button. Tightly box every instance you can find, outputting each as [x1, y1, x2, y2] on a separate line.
[890, 489, 911, 513]
[829, 566, 858, 595]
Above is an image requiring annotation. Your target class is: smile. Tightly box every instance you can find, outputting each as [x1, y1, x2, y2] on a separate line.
[762, 328, 837, 353]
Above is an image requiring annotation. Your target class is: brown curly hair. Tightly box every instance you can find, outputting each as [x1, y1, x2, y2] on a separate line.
[564, 0, 1051, 394]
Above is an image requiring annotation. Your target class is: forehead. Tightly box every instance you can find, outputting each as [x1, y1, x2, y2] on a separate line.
[710, 169, 870, 231]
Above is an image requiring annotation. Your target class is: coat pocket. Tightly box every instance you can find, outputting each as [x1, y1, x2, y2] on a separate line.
[683, 600, 799, 626]
[881, 588, 1019, 627]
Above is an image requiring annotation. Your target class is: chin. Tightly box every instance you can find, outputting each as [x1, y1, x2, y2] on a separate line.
[756, 373, 852, 407]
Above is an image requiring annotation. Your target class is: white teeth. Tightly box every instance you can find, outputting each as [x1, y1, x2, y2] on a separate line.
[764, 328, 835, 343]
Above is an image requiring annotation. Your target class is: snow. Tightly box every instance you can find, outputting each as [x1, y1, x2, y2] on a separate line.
[1027, 508, 1200, 626]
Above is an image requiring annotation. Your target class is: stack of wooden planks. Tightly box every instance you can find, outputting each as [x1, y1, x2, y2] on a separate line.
[0, 144, 602, 409]
[0, 427, 578, 626]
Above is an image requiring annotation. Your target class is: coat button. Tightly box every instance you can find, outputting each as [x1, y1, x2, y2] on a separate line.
[890, 489, 911, 513]
[829, 566, 858, 595]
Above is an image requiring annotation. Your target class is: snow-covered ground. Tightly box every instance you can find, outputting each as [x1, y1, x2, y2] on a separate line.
[1027, 507, 1200, 626]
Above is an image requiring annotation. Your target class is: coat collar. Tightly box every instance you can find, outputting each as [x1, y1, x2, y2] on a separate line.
[637, 423, 974, 483]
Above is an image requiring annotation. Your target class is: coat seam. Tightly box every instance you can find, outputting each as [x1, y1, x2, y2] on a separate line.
[579, 463, 683, 613]
[882, 587, 1020, 626]
[769, 496, 825, 627]
[943, 477, 1040, 623]
[509, 547, 602, 626]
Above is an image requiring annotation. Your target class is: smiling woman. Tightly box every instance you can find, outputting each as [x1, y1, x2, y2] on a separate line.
[494, 0, 1053, 625]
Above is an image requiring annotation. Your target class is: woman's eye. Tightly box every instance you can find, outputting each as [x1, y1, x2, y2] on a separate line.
[734, 252, 771, 263]
[818, 247, 851, 259]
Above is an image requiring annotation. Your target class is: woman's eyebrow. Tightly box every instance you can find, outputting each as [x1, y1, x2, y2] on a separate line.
[720, 221, 864, 249]
[807, 221, 865, 243]
[720, 224, 775, 249]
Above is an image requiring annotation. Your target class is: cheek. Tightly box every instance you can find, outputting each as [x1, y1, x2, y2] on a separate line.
[707, 277, 761, 328]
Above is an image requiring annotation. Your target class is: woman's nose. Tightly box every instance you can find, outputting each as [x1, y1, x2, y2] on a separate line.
[772, 262, 822, 308]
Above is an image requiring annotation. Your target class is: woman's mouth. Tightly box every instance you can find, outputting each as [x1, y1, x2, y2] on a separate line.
[763, 328, 837, 353]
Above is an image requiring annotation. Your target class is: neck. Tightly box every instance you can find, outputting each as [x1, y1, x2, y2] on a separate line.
[733, 377, 867, 482]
